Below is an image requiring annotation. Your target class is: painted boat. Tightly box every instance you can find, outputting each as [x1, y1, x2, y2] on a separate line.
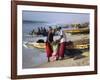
[32, 43, 46, 49]
[64, 28, 89, 33]
[31, 42, 89, 49]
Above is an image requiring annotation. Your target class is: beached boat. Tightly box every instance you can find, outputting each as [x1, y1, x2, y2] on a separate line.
[30, 42, 89, 49]
[24, 38, 89, 49]
[64, 28, 89, 34]
[32, 43, 46, 49]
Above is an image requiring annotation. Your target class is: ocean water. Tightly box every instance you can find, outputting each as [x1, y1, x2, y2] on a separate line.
[22, 22, 49, 69]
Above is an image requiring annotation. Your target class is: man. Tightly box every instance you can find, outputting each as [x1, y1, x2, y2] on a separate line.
[57, 27, 67, 60]
[45, 27, 54, 62]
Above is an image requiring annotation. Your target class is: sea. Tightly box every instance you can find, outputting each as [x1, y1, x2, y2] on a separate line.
[22, 22, 49, 69]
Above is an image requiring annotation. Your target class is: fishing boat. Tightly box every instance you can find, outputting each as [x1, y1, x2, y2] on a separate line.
[64, 28, 89, 34]
[32, 42, 89, 49]
[32, 42, 46, 49]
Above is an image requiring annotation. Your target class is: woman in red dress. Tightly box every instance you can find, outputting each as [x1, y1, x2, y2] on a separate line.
[45, 27, 54, 62]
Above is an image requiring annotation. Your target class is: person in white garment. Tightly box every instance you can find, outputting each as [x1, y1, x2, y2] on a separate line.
[56, 27, 67, 60]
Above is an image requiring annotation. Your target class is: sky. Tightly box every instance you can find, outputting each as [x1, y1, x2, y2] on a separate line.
[22, 10, 90, 25]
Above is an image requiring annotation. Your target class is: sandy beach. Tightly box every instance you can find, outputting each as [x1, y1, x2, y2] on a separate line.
[23, 33, 89, 68]
[36, 50, 89, 68]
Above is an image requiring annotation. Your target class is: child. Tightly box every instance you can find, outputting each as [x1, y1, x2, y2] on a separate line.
[50, 40, 59, 61]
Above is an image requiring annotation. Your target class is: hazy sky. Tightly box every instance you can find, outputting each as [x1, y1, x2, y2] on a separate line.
[22, 10, 90, 24]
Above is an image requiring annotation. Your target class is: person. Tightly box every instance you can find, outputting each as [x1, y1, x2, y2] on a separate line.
[57, 27, 67, 60]
[50, 40, 59, 61]
[45, 27, 54, 62]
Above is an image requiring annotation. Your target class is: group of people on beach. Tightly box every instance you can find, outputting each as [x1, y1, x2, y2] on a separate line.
[46, 27, 67, 62]
[31, 27, 48, 36]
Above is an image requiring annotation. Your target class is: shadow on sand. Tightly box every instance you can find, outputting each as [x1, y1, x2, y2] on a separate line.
[64, 49, 88, 60]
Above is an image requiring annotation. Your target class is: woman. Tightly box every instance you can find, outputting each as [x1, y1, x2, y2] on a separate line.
[45, 27, 54, 62]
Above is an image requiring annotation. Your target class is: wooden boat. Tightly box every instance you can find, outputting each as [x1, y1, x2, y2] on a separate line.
[32, 43, 46, 49]
[25, 38, 89, 49]
[32, 42, 89, 49]
[64, 28, 89, 34]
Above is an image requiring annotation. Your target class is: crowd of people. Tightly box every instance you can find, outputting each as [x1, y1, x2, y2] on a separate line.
[45, 27, 67, 62]
[30, 27, 48, 36]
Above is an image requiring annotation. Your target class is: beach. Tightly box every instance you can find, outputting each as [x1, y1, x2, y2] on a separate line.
[37, 55, 89, 68]
[36, 48, 89, 68]
[22, 33, 89, 68]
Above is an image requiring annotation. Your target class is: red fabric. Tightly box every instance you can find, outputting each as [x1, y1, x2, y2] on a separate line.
[45, 42, 53, 57]
[58, 42, 66, 57]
